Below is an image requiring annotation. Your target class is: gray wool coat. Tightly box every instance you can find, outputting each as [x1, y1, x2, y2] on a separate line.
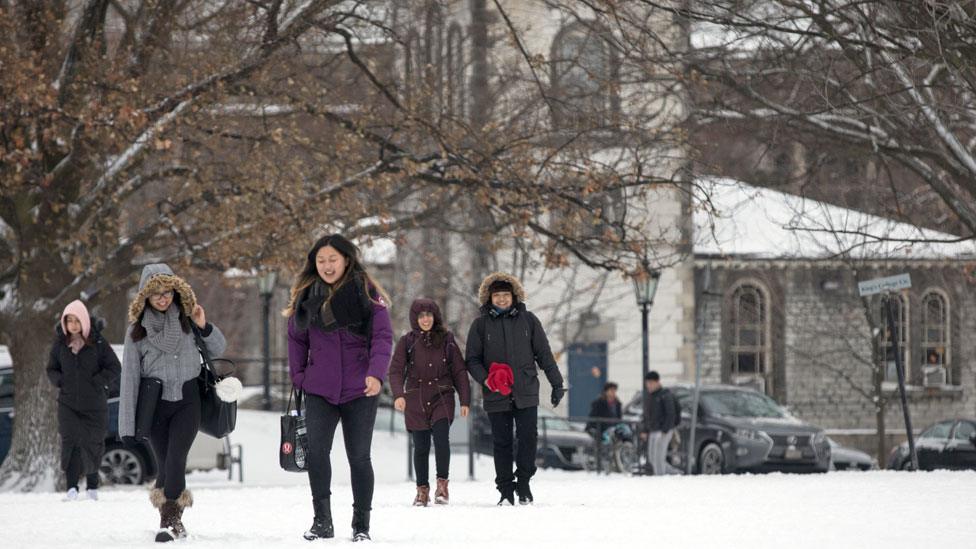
[117, 264, 226, 438]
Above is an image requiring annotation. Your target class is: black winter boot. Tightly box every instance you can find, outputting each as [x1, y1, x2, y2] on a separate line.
[351, 508, 370, 542]
[496, 482, 515, 506]
[303, 498, 335, 540]
[516, 479, 533, 505]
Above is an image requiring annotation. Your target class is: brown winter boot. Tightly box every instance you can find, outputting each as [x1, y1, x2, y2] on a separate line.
[154, 490, 192, 542]
[434, 478, 449, 505]
[413, 485, 430, 507]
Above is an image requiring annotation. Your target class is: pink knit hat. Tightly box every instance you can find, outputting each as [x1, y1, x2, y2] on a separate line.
[61, 300, 91, 339]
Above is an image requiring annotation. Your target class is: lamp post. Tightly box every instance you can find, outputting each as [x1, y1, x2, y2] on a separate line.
[257, 271, 278, 411]
[633, 267, 661, 453]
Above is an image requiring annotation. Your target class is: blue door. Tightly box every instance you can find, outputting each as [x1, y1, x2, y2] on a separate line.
[567, 343, 607, 418]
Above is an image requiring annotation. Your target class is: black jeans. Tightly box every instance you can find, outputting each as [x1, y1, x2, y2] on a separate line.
[65, 447, 99, 490]
[412, 419, 450, 486]
[305, 394, 379, 512]
[149, 379, 201, 501]
[488, 406, 538, 489]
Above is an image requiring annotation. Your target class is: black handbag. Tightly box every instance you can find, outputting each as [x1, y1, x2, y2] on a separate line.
[135, 377, 162, 441]
[280, 389, 308, 472]
[192, 325, 237, 438]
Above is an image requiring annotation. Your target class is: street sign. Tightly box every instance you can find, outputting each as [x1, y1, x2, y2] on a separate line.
[857, 273, 912, 296]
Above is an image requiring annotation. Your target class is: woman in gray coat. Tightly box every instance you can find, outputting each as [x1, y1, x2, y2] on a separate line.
[118, 264, 226, 543]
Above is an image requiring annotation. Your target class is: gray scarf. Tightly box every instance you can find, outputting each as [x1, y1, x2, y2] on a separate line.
[142, 306, 184, 354]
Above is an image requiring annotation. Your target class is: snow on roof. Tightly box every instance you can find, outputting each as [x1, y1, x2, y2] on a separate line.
[693, 177, 976, 260]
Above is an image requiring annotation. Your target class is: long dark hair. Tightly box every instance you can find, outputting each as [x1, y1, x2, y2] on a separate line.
[282, 234, 391, 317]
[129, 292, 192, 341]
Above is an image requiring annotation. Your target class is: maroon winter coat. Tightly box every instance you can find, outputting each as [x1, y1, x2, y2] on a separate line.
[388, 299, 471, 432]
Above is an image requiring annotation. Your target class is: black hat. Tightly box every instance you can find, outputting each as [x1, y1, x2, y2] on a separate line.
[487, 279, 514, 296]
[603, 382, 618, 392]
[644, 371, 660, 381]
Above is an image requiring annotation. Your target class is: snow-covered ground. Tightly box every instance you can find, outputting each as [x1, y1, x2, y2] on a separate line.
[1, 409, 973, 548]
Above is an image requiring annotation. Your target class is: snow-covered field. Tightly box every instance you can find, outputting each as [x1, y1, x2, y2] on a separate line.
[1, 409, 973, 548]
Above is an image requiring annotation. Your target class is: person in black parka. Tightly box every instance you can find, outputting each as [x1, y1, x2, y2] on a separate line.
[586, 382, 622, 437]
[46, 299, 121, 501]
[465, 272, 565, 506]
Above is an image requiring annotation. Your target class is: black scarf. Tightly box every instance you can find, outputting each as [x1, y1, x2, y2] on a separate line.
[295, 274, 372, 336]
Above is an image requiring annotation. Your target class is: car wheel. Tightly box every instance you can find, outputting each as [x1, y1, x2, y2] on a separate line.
[697, 442, 724, 475]
[100, 443, 147, 485]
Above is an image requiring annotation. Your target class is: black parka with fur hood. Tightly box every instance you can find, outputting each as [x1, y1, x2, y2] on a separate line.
[464, 272, 564, 413]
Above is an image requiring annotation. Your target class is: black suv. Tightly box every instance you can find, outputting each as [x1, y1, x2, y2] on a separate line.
[887, 418, 976, 471]
[625, 384, 830, 474]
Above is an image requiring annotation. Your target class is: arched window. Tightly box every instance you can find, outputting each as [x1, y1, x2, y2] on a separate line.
[879, 294, 909, 382]
[729, 284, 770, 390]
[921, 291, 950, 384]
[550, 23, 618, 130]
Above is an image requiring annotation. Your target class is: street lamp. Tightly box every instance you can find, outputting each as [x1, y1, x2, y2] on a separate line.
[257, 271, 278, 411]
[633, 267, 661, 465]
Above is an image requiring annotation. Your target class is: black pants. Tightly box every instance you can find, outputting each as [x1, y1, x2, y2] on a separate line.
[305, 394, 379, 512]
[488, 406, 538, 489]
[150, 379, 201, 501]
[412, 419, 450, 486]
[65, 447, 100, 490]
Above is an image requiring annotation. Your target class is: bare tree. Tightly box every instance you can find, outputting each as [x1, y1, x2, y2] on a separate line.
[629, 0, 976, 236]
[0, 1, 686, 489]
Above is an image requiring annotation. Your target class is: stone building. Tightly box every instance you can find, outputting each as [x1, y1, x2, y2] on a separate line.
[693, 179, 976, 457]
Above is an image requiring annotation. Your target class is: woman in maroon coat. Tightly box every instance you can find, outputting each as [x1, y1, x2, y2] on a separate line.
[388, 298, 471, 506]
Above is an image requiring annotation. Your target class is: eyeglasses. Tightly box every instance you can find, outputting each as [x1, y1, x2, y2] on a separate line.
[150, 290, 174, 300]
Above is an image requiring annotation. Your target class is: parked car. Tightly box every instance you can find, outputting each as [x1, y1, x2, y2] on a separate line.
[469, 404, 592, 470]
[624, 384, 831, 474]
[887, 418, 976, 471]
[828, 437, 876, 471]
[0, 346, 229, 485]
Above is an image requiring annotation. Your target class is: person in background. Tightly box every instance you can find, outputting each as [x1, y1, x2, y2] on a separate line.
[640, 371, 677, 476]
[388, 298, 471, 506]
[46, 299, 121, 502]
[586, 382, 622, 438]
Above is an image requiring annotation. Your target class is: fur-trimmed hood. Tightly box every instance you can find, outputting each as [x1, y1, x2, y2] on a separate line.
[477, 272, 526, 305]
[127, 264, 197, 324]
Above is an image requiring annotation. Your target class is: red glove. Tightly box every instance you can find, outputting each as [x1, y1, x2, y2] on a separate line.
[486, 362, 514, 396]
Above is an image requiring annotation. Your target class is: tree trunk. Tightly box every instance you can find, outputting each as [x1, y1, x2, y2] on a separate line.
[0, 314, 62, 491]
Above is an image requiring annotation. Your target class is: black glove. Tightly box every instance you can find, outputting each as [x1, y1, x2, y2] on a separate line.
[121, 436, 139, 449]
[551, 387, 566, 407]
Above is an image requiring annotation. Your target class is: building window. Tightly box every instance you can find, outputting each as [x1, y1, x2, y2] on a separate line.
[921, 291, 950, 385]
[879, 294, 909, 382]
[729, 284, 769, 390]
[550, 23, 618, 130]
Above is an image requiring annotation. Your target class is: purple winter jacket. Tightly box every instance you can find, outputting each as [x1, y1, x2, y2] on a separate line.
[288, 301, 394, 405]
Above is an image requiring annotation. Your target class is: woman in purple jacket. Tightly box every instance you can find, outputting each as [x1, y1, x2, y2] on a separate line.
[284, 234, 393, 542]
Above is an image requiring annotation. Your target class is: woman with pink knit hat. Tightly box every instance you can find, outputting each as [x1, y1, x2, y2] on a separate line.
[46, 299, 121, 501]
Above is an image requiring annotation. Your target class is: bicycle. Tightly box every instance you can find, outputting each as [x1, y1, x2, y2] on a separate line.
[584, 423, 639, 474]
